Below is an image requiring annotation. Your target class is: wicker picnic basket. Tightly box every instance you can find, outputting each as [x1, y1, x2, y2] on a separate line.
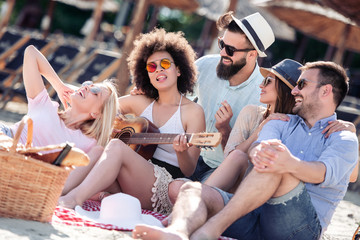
[0, 116, 72, 222]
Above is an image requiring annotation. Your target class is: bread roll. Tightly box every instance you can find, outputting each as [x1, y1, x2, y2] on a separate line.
[26, 147, 90, 167]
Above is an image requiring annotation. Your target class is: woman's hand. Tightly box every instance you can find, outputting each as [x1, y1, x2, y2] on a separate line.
[58, 83, 75, 109]
[257, 113, 290, 135]
[129, 86, 145, 96]
[322, 120, 356, 138]
[173, 134, 191, 152]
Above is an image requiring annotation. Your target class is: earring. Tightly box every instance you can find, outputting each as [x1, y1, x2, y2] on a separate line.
[90, 112, 98, 119]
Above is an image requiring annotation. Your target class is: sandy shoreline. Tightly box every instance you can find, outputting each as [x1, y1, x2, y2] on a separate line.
[0, 101, 359, 239]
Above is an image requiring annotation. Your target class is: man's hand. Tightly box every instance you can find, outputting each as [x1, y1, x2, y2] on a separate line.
[250, 139, 296, 174]
[215, 101, 233, 131]
[215, 100, 233, 149]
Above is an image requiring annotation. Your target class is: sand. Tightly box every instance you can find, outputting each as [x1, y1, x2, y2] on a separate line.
[0, 101, 359, 240]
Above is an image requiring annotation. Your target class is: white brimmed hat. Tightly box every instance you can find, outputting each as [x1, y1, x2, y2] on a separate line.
[75, 193, 164, 230]
[231, 12, 275, 57]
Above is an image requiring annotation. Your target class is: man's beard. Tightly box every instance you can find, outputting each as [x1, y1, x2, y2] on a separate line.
[216, 56, 247, 80]
[292, 93, 320, 120]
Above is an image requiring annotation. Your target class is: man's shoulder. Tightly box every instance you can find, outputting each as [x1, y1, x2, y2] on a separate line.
[266, 114, 298, 126]
[196, 54, 220, 67]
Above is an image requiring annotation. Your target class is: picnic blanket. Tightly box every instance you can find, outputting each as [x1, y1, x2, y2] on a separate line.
[52, 200, 236, 240]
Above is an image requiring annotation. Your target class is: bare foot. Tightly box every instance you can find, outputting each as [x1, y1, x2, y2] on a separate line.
[161, 214, 172, 227]
[89, 191, 111, 201]
[58, 195, 78, 209]
[133, 224, 188, 240]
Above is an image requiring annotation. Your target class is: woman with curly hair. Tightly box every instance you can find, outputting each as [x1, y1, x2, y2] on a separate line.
[59, 28, 205, 215]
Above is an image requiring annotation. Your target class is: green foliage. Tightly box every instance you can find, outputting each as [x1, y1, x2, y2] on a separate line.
[156, 8, 205, 43]
[51, 3, 91, 37]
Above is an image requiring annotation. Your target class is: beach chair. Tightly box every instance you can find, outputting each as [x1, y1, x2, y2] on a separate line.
[65, 49, 121, 85]
[336, 95, 360, 133]
[0, 30, 31, 69]
[44, 44, 86, 98]
[0, 37, 55, 108]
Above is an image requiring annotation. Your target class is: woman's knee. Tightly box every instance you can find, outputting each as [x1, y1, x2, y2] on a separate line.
[105, 138, 127, 155]
[226, 149, 249, 167]
[168, 180, 187, 204]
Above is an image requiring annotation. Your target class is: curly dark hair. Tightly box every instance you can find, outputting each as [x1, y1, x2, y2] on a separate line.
[127, 28, 197, 99]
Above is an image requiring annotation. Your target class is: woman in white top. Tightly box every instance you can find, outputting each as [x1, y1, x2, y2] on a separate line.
[205, 59, 357, 192]
[1, 45, 118, 152]
[59, 28, 205, 215]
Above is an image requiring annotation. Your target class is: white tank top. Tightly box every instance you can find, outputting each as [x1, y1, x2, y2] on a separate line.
[140, 95, 185, 167]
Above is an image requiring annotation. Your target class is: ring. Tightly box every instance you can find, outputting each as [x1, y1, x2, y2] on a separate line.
[175, 143, 179, 146]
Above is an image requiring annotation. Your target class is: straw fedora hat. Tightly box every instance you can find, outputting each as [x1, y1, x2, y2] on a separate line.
[231, 12, 275, 57]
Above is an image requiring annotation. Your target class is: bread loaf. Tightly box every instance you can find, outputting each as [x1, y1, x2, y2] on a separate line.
[26, 147, 90, 167]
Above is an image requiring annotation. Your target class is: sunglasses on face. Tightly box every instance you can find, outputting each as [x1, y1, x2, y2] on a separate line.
[218, 37, 255, 57]
[262, 76, 276, 87]
[146, 58, 173, 73]
[296, 78, 318, 90]
[82, 80, 101, 94]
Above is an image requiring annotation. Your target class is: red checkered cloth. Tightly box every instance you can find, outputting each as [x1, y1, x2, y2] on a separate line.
[52, 200, 236, 240]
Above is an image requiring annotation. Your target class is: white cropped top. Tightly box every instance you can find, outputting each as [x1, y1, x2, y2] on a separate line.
[140, 95, 185, 167]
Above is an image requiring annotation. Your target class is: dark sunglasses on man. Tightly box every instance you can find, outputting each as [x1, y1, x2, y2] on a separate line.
[218, 37, 255, 57]
[296, 78, 318, 90]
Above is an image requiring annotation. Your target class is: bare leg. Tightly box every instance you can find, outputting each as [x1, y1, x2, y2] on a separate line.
[192, 169, 300, 239]
[58, 139, 156, 209]
[205, 149, 248, 192]
[133, 181, 225, 240]
[167, 179, 187, 204]
[62, 145, 104, 195]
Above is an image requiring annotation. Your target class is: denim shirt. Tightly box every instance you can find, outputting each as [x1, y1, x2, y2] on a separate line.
[194, 54, 264, 168]
[256, 113, 359, 230]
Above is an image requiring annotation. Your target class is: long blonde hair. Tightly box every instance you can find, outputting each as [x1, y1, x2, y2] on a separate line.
[59, 80, 119, 147]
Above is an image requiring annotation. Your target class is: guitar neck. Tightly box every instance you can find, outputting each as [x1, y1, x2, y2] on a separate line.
[126, 133, 192, 145]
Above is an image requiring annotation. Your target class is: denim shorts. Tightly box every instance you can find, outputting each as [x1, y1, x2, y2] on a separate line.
[215, 182, 322, 240]
[188, 156, 216, 182]
[0, 123, 13, 138]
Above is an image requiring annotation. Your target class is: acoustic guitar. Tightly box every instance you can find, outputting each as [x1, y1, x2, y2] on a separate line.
[111, 115, 222, 159]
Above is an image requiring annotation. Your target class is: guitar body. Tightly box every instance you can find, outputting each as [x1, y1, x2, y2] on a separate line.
[111, 116, 159, 160]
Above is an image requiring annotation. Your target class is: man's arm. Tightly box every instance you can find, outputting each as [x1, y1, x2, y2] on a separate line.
[250, 139, 327, 184]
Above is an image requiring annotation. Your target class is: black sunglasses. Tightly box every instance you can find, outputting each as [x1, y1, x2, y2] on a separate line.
[296, 78, 318, 90]
[218, 37, 255, 57]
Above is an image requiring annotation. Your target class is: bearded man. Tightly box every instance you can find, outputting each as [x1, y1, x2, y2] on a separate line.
[190, 11, 275, 182]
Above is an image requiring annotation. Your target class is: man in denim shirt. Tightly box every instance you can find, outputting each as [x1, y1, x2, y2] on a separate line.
[190, 11, 275, 182]
[133, 61, 358, 240]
